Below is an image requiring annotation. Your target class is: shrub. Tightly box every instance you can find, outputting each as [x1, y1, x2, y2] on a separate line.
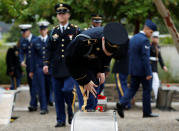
[159, 36, 173, 45]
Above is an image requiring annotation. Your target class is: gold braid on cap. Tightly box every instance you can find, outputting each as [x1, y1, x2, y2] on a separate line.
[57, 6, 69, 11]
[92, 16, 102, 19]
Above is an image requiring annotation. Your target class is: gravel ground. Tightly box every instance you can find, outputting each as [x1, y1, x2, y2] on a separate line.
[0, 103, 179, 131]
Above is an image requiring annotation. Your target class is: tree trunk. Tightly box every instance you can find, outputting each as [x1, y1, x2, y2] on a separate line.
[134, 19, 140, 34]
[154, 0, 179, 54]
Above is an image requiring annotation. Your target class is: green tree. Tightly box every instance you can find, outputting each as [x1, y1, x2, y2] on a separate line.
[0, 0, 178, 35]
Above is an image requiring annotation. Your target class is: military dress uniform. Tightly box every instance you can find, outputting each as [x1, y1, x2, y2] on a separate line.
[117, 19, 158, 118]
[76, 14, 105, 109]
[90, 14, 106, 94]
[150, 31, 166, 100]
[66, 23, 129, 111]
[19, 24, 38, 110]
[45, 23, 80, 124]
[6, 45, 22, 90]
[44, 4, 81, 125]
[30, 24, 50, 114]
[112, 54, 131, 109]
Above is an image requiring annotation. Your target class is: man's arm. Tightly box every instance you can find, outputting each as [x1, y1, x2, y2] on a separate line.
[141, 39, 152, 78]
[29, 40, 36, 78]
[158, 47, 164, 68]
[19, 39, 25, 63]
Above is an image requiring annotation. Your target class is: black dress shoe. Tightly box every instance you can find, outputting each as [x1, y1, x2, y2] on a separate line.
[48, 102, 54, 106]
[143, 113, 159, 118]
[40, 110, 48, 115]
[55, 122, 66, 128]
[116, 102, 124, 118]
[28, 106, 37, 112]
[68, 115, 74, 124]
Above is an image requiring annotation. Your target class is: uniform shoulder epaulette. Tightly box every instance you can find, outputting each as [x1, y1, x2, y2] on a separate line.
[70, 24, 78, 28]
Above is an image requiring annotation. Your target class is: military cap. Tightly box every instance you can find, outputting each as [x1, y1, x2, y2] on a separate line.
[91, 14, 103, 23]
[55, 3, 71, 14]
[19, 24, 32, 33]
[37, 21, 50, 30]
[103, 22, 128, 54]
[145, 19, 157, 31]
[152, 31, 159, 38]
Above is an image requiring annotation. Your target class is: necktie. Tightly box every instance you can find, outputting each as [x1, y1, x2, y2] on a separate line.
[62, 26, 65, 33]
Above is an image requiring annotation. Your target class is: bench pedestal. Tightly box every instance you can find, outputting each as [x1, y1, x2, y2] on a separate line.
[71, 111, 118, 131]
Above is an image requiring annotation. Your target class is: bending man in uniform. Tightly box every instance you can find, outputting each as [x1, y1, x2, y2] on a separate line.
[66, 22, 129, 111]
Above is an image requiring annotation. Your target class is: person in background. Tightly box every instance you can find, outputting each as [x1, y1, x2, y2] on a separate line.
[84, 14, 103, 31]
[29, 21, 51, 115]
[6, 41, 23, 90]
[90, 14, 103, 28]
[112, 53, 131, 109]
[150, 31, 168, 100]
[19, 24, 38, 112]
[116, 19, 159, 118]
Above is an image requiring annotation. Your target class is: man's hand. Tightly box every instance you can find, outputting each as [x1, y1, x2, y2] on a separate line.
[83, 81, 98, 98]
[163, 66, 168, 72]
[29, 72, 34, 79]
[21, 61, 26, 67]
[43, 66, 48, 74]
[97, 73, 105, 85]
[146, 75, 152, 80]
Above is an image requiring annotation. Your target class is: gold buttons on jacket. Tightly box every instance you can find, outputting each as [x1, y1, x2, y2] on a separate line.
[61, 55, 64, 58]
[96, 48, 100, 51]
[61, 44, 64, 47]
[61, 49, 64, 52]
[62, 39, 64, 42]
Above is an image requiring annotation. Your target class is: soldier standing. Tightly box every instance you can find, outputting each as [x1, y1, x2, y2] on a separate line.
[43, 3, 80, 127]
[6, 41, 23, 90]
[19, 24, 38, 112]
[29, 21, 51, 115]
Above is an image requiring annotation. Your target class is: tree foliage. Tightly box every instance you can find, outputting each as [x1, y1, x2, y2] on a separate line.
[0, 0, 178, 34]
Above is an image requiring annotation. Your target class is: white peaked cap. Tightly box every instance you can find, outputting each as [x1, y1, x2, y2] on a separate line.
[37, 21, 50, 26]
[152, 31, 160, 37]
[19, 24, 32, 29]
